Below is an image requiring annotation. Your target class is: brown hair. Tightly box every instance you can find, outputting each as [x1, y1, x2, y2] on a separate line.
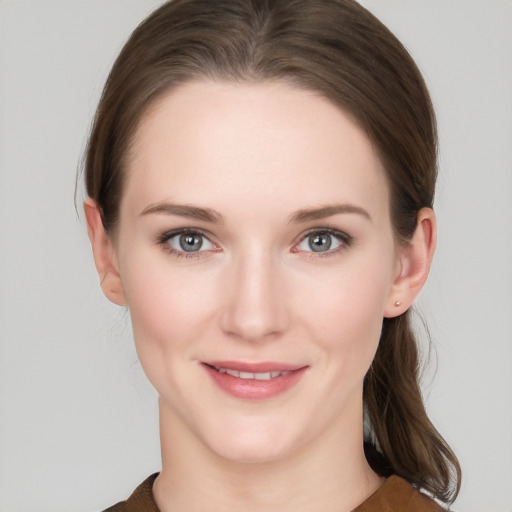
[83, 0, 461, 503]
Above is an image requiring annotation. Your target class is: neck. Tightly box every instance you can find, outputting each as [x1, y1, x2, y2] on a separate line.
[153, 398, 384, 512]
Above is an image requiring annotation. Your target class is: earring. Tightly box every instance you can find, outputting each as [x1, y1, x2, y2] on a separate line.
[394, 300, 401, 307]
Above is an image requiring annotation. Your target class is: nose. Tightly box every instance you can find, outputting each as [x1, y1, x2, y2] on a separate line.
[219, 248, 290, 343]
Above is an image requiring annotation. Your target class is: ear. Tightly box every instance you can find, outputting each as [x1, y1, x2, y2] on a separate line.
[84, 198, 127, 306]
[384, 208, 437, 318]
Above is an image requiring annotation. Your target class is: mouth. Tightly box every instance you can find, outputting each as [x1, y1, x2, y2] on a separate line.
[201, 361, 308, 400]
[204, 363, 293, 381]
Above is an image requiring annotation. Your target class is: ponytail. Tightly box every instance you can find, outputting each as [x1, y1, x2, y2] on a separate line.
[364, 312, 461, 503]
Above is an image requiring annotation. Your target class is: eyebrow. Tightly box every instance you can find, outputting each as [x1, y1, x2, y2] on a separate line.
[289, 204, 372, 223]
[140, 202, 371, 224]
[140, 202, 224, 223]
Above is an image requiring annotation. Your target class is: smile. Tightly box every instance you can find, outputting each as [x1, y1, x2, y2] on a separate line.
[202, 361, 308, 400]
[209, 365, 292, 380]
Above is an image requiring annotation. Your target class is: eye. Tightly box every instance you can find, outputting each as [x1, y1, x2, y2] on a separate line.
[159, 229, 216, 255]
[296, 229, 351, 254]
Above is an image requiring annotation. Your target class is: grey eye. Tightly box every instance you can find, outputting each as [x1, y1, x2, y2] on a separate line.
[297, 230, 347, 254]
[179, 233, 203, 252]
[308, 232, 332, 252]
[167, 232, 214, 253]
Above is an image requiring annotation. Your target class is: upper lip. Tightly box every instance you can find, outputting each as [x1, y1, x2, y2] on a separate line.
[202, 361, 307, 373]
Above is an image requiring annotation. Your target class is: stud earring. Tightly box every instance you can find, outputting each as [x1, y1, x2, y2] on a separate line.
[394, 300, 402, 307]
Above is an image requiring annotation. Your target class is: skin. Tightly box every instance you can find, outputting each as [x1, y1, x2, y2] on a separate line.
[85, 81, 436, 511]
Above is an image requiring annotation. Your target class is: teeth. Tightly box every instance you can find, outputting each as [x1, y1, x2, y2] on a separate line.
[214, 366, 291, 380]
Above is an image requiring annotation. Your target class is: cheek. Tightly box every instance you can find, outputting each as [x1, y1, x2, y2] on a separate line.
[120, 253, 218, 369]
[295, 253, 394, 371]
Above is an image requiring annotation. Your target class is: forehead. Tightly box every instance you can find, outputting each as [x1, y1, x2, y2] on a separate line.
[123, 80, 389, 222]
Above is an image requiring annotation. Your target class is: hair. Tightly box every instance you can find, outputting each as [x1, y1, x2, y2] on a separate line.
[82, 0, 461, 504]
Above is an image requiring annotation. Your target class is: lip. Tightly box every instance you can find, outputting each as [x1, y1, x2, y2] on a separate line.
[201, 361, 309, 400]
[201, 361, 308, 401]
[204, 360, 305, 373]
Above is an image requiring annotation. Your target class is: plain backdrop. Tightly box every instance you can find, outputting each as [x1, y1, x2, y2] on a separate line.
[0, 1, 511, 511]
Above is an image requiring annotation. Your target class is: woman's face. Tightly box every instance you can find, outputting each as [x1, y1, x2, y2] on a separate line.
[113, 81, 401, 462]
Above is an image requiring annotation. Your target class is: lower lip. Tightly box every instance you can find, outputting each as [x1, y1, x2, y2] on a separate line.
[202, 364, 308, 400]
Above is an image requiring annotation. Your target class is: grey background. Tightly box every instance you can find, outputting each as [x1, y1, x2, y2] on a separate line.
[0, 1, 511, 510]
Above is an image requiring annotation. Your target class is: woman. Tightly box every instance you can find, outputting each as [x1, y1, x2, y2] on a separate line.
[82, 0, 461, 510]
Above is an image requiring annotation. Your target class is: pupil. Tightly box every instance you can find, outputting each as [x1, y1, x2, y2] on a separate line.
[180, 233, 202, 252]
[310, 233, 331, 252]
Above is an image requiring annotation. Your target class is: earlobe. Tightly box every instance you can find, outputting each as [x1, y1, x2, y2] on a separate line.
[84, 198, 127, 306]
[384, 208, 437, 318]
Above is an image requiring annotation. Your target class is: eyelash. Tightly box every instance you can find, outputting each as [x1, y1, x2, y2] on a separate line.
[156, 227, 353, 259]
[293, 228, 353, 258]
[157, 228, 218, 259]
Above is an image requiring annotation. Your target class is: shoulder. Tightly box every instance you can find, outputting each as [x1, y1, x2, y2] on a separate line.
[102, 473, 160, 512]
[352, 475, 445, 512]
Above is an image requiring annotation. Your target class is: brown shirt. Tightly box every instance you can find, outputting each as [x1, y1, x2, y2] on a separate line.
[103, 473, 444, 511]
